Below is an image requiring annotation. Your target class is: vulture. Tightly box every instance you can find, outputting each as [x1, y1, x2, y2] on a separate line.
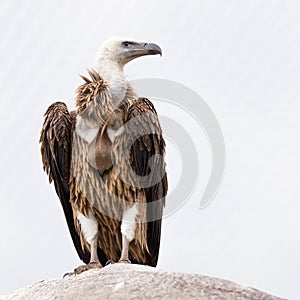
[40, 38, 168, 274]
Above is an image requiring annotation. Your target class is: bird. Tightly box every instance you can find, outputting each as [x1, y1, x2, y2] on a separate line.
[40, 38, 168, 275]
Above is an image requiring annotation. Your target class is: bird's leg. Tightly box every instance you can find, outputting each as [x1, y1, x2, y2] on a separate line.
[89, 235, 100, 264]
[74, 236, 102, 275]
[119, 234, 131, 263]
[118, 204, 137, 264]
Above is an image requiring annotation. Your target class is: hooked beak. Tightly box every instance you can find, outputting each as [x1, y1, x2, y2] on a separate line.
[140, 43, 162, 56]
[125, 42, 162, 61]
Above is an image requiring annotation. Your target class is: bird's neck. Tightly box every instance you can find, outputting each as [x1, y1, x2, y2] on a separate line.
[96, 59, 127, 107]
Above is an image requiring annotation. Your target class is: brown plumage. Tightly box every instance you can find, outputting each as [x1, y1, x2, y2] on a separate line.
[40, 39, 167, 271]
[40, 66, 167, 267]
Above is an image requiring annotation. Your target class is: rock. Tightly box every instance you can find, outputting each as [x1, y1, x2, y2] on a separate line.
[2, 264, 285, 300]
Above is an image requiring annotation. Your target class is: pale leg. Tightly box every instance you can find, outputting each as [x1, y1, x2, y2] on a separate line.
[89, 236, 100, 264]
[119, 234, 131, 263]
[119, 205, 138, 263]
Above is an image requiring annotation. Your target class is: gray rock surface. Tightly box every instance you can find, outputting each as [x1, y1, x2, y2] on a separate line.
[2, 264, 285, 300]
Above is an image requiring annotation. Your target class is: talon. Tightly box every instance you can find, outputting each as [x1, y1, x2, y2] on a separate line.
[74, 262, 102, 275]
[105, 259, 116, 266]
[63, 272, 75, 278]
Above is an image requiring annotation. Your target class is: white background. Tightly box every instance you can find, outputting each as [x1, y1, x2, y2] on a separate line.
[0, 0, 299, 299]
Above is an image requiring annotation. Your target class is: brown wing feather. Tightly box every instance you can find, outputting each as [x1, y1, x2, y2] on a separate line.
[40, 102, 93, 264]
[127, 98, 168, 266]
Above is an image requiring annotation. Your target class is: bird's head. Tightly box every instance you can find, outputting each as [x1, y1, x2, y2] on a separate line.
[96, 37, 162, 67]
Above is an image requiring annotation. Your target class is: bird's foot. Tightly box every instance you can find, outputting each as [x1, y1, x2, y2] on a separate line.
[63, 262, 102, 278]
[75, 262, 102, 275]
[118, 259, 131, 264]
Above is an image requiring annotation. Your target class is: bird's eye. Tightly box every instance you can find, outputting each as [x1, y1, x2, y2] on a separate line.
[122, 41, 131, 47]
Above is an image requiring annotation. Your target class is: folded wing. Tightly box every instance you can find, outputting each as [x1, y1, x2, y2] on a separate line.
[126, 98, 168, 266]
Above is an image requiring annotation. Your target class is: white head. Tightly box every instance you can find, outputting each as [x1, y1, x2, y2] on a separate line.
[95, 38, 162, 105]
[96, 37, 162, 69]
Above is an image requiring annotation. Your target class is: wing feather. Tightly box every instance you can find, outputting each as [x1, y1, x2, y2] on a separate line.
[40, 102, 90, 263]
[127, 97, 168, 266]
